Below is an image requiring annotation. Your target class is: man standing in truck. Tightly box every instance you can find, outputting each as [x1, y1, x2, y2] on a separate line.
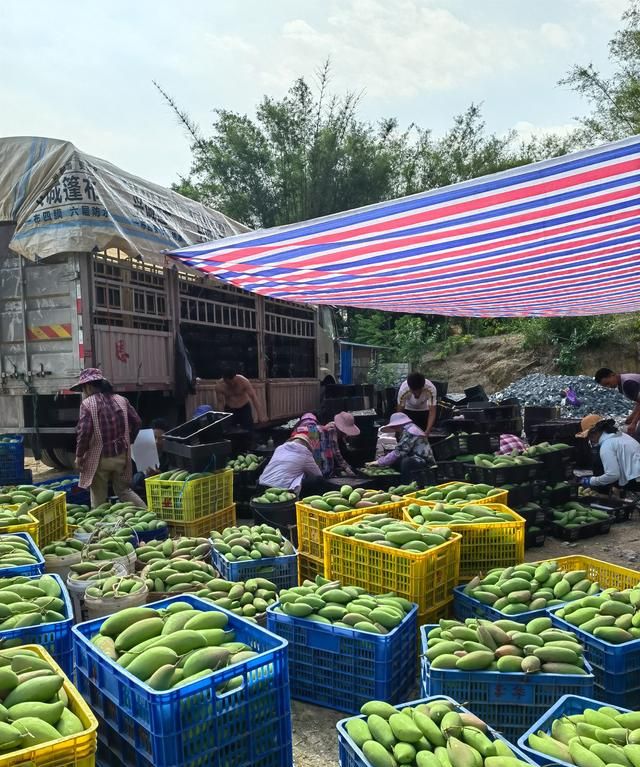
[73, 368, 146, 508]
[595, 368, 640, 439]
[217, 368, 264, 429]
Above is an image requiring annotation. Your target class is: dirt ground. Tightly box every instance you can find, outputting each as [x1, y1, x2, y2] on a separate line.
[25, 458, 640, 767]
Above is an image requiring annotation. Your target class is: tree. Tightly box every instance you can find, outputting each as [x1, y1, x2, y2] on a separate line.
[561, 2, 640, 142]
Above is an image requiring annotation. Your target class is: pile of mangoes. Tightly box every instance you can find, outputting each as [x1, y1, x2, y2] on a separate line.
[82, 537, 135, 562]
[472, 454, 539, 469]
[143, 558, 218, 594]
[0, 574, 67, 631]
[360, 467, 400, 477]
[0, 535, 41, 570]
[135, 537, 211, 566]
[329, 515, 453, 553]
[32, 478, 78, 494]
[388, 482, 419, 496]
[521, 441, 572, 457]
[526, 703, 640, 766]
[345, 697, 531, 767]
[463, 561, 600, 615]
[425, 616, 588, 674]
[413, 483, 503, 504]
[67, 561, 120, 586]
[197, 577, 278, 619]
[272, 574, 413, 634]
[85, 574, 146, 600]
[226, 454, 263, 472]
[0, 507, 35, 530]
[211, 524, 296, 562]
[0, 485, 57, 509]
[41, 538, 84, 558]
[554, 586, 640, 643]
[0, 647, 85, 754]
[90, 603, 259, 692]
[405, 502, 513, 526]
[301, 486, 402, 512]
[74, 503, 167, 537]
[154, 470, 215, 482]
[252, 487, 297, 504]
[66, 503, 90, 526]
[551, 502, 610, 530]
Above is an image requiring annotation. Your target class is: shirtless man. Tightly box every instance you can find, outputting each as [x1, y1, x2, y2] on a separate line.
[217, 368, 263, 428]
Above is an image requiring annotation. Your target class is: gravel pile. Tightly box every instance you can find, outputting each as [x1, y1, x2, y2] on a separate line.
[492, 374, 632, 418]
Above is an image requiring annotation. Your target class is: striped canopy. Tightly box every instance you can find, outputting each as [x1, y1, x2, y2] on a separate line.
[170, 136, 640, 317]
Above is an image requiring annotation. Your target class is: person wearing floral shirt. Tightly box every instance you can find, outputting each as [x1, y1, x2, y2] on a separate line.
[367, 412, 434, 482]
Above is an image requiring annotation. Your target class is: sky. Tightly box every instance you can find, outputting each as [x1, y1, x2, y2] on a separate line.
[0, 0, 628, 189]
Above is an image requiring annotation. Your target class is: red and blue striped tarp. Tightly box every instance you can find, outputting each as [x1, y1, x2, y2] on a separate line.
[170, 136, 640, 316]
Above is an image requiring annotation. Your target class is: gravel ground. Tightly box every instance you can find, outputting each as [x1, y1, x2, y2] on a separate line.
[25, 459, 640, 766]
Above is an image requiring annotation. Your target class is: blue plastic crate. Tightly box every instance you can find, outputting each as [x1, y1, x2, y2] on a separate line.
[338, 694, 537, 767]
[549, 605, 640, 708]
[453, 585, 549, 623]
[0, 532, 44, 577]
[266, 602, 417, 714]
[0, 434, 25, 485]
[518, 693, 630, 767]
[35, 474, 91, 507]
[0, 572, 72, 675]
[72, 594, 293, 767]
[211, 546, 298, 590]
[420, 624, 595, 742]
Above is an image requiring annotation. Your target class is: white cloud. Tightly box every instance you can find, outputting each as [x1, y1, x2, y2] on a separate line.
[540, 22, 578, 49]
[579, 0, 627, 20]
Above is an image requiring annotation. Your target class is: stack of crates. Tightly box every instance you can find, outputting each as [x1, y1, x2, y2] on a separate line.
[0, 434, 25, 485]
[323, 513, 461, 626]
[295, 494, 406, 585]
[145, 469, 235, 537]
[72, 595, 293, 767]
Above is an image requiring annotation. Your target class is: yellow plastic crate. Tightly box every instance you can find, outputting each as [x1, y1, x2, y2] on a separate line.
[323, 514, 461, 614]
[0, 644, 97, 767]
[296, 497, 405, 561]
[530, 555, 640, 590]
[418, 599, 455, 627]
[407, 481, 509, 507]
[167, 503, 236, 539]
[297, 551, 325, 584]
[0, 507, 40, 545]
[30, 492, 67, 546]
[404, 501, 525, 582]
[146, 470, 233, 523]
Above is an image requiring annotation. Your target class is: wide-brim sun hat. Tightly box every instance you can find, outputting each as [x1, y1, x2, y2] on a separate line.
[576, 414, 614, 438]
[334, 411, 360, 437]
[290, 432, 313, 450]
[70, 368, 106, 391]
[380, 412, 414, 432]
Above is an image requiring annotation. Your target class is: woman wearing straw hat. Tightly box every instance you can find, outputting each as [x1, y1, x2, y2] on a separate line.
[73, 368, 146, 508]
[366, 412, 434, 483]
[258, 430, 323, 494]
[576, 413, 640, 494]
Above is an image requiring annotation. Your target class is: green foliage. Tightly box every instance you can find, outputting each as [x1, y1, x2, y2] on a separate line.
[366, 357, 399, 388]
[561, 2, 640, 142]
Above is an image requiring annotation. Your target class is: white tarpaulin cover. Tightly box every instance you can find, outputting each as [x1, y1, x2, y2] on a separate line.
[0, 136, 246, 262]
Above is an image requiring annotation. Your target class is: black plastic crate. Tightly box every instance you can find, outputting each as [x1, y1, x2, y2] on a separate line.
[163, 439, 232, 472]
[515, 504, 547, 527]
[463, 403, 520, 422]
[431, 435, 462, 461]
[549, 518, 612, 541]
[436, 461, 469, 481]
[539, 482, 577, 506]
[583, 497, 634, 523]
[466, 460, 541, 485]
[525, 528, 546, 548]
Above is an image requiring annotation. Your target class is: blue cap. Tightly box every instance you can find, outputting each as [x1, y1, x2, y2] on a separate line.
[193, 404, 213, 418]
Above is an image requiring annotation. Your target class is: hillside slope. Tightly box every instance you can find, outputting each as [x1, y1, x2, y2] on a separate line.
[421, 333, 640, 393]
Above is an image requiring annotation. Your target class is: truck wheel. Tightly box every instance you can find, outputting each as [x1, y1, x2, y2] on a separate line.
[40, 448, 74, 471]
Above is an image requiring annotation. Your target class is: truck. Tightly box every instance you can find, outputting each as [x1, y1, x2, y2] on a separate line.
[0, 137, 337, 469]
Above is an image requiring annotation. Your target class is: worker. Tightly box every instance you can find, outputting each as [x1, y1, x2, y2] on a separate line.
[595, 368, 640, 439]
[321, 412, 360, 477]
[258, 431, 323, 494]
[73, 368, 146, 508]
[291, 413, 323, 467]
[397, 372, 438, 433]
[576, 414, 640, 494]
[217, 368, 263, 429]
[367, 412, 434, 482]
